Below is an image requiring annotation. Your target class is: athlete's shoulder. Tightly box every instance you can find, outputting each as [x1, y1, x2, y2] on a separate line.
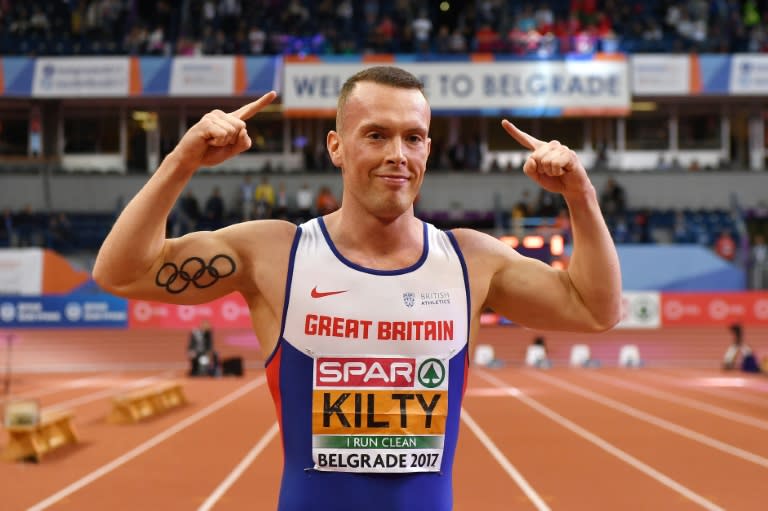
[446, 227, 523, 268]
[446, 227, 503, 249]
[219, 218, 298, 252]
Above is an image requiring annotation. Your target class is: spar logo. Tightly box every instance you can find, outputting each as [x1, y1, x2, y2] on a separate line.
[417, 358, 445, 388]
[315, 357, 447, 389]
[316, 357, 416, 388]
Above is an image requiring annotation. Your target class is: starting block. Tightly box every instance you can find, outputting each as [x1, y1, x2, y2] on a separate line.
[473, 344, 496, 367]
[619, 344, 642, 367]
[2, 403, 78, 462]
[108, 381, 187, 424]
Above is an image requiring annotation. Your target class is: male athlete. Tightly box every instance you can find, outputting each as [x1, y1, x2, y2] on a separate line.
[94, 66, 621, 510]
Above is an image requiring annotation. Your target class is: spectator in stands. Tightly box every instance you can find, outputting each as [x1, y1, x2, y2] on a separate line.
[599, 178, 627, 224]
[1, 208, 16, 247]
[203, 186, 225, 228]
[179, 190, 201, 231]
[723, 323, 761, 373]
[2, 0, 766, 58]
[412, 9, 433, 53]
[465, 136, 482, 172]
[14, 204, 42, 247]
[274, 182, 289, 220]
[510, 191, 532, 237]
[554, 208, 572, 244]
[171, 191, 199, 237]
[448, 140, 466, 170]
[655, 154, 671, 170]
[295, 182, 314, 222]
[632, 208, 651, 243]
[46, 212, 74, 252]
[714, 228, 737, 261]
[315, 185, 339, 216]
[673, 209, 690, 243]
[254, 176, 275, 219]
[749, 233, 768, 289]
[535, 189, 561, 217]
[239, 175, 256, 221]
[187, 319, 218, 377]
[612, 215, 630, 243]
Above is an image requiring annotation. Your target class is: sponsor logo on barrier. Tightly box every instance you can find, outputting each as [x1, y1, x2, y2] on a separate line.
[221, 300, 249, 322]
[661, 292, 768, 325]
[754, 299, 768, 320]
[1, 302, 16, 322]
[0, 295, 127, 328]
[64, 302, 82, 322]
[617, 292, 661, 329]
[128, 293, 252, 329]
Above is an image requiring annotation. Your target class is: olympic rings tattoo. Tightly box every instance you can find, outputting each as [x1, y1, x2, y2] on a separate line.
[155, 254, 236, 294]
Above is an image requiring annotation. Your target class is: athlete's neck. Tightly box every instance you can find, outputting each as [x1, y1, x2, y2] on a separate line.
[323, 209, 423, 270]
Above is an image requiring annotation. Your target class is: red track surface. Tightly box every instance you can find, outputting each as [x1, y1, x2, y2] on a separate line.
[1, 327, 767, 510]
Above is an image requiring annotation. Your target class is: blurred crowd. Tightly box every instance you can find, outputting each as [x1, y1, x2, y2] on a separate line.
[0, 176, 341, 252]
[1, 0, 766, 57]
[3, 174, 767, 289]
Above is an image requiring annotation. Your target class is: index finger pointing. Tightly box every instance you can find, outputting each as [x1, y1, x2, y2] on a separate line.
[501, 119, 544, 151]
[230, 91, 278, 121]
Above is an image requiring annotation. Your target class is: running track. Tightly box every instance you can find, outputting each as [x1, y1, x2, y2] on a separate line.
[1, 328, 767, 510]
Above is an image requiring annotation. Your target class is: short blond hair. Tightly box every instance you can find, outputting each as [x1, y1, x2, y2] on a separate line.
[336, 66, 425, 130]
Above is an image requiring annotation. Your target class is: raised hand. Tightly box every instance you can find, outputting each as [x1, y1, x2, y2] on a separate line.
[173, 91, 278, 170]
[501, 119, 589, 195]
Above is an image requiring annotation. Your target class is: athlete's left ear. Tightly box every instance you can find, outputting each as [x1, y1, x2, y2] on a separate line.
[327, 130, 343, 168]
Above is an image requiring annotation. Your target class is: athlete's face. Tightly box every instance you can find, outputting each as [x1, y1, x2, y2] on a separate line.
[328, 82, 431, 220]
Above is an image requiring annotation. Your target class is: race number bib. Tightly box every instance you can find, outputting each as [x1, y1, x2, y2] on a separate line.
[312, 356, 448, 473]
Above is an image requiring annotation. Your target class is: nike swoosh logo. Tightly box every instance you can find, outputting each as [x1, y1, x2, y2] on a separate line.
[311, 286, 348, 298]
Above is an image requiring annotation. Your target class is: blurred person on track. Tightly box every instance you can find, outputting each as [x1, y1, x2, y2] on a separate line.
[723, 323, 761, 373]
[187, 319, 218, 377]
[93, 66, 621, 511]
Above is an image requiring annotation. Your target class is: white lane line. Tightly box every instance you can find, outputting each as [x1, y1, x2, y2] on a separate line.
[197, 422, 280, 511]
[45, 374, 173, 413]
[476, 370, 725, 511]
[583, 371, 768, 431]
[0, 376, 107, 405]
[636, 370, 768, 408]
[529, 371, 768, 469]
[460, 408, 550, 511]
[27, 376, 267, 511]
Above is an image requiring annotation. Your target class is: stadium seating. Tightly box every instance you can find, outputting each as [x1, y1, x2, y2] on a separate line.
[0, 1, 759, 58]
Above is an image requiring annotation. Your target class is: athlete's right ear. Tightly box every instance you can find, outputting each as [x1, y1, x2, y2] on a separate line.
[327, 130, 343, 168]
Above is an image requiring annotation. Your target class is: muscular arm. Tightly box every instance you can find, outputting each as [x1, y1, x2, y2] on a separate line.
[92, 93, 278, 303]
[463, 121, 621, 333]
[559, 184, 621, 330]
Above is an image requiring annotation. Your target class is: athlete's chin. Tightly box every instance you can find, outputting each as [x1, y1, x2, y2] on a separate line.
[370, 199, 412, 221]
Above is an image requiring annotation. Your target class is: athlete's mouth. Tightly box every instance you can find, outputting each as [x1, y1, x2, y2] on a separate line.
[377, 174, 410, 182]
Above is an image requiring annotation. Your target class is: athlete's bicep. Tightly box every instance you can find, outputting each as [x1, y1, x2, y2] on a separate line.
[104, 230, 245, 304]
[456, 229, 589, 331]
[485, 254, 582, 329]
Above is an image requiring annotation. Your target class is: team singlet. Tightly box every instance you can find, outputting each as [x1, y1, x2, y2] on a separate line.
[266, 217, 470, 511]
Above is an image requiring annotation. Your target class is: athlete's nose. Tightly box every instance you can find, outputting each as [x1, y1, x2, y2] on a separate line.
[386, 137, 407, 166]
